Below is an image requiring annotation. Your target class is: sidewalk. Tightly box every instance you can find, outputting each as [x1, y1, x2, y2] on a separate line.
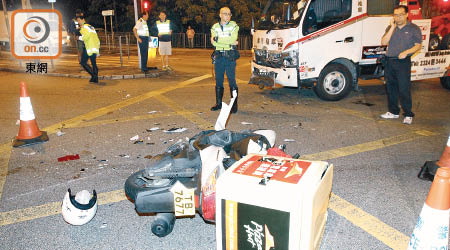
[0, 48, 252, 80]
[0, 49, 165, 80]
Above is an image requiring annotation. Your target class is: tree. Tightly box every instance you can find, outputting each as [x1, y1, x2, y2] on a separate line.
[174, 0, 266, 34]
[87, 0, 134, 32]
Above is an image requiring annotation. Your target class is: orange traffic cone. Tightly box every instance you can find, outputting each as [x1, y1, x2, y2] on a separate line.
[13, 82, 49, 147]
[419, 135, 450, 181]
[437, 135, 450, 168]
[407, 137, 450, 249]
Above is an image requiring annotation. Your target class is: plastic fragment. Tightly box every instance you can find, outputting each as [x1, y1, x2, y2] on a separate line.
[163, 128, 188, 133]
[58, 154, 80, 162]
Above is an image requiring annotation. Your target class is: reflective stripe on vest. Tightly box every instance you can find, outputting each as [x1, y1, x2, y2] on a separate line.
[157, 20, 171, 35]
[87, 47, 99, 54]
[84, 24, 97, 34]
[136, 18, 149, 36]
[213, 23, 235, 39]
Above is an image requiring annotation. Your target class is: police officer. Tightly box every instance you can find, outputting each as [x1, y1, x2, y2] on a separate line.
[76, 15, 100, 83]
[210, 7, 239, 113]
[133, 12, 150, 73]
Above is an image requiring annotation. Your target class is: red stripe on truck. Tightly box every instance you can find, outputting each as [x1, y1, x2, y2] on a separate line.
[283, 13, 368, 50]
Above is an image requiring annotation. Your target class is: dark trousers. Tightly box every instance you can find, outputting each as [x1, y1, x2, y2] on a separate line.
[214, 56, 237, 89]
[384, 57, 414, 117]
[138, 36, 149, 71]
[80, 48, 98, 76]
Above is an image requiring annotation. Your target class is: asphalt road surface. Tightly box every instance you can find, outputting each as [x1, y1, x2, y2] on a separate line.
[0, 50, 449, 250]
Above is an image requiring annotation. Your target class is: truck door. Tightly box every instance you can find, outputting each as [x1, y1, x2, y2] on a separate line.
[299, 0, 362, 81]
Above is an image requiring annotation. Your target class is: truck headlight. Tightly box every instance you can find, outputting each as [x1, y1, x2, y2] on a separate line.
[281, 50, 299, 68]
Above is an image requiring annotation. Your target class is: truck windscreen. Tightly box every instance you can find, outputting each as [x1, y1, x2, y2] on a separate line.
[257, 0, 303, 30]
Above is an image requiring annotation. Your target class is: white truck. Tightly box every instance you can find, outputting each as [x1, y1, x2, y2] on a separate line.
[249, 0, 450, 101]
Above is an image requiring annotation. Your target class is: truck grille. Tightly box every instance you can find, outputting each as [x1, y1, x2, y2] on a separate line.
[254, 49, 283, 68]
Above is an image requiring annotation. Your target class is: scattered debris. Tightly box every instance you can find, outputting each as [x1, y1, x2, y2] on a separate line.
[80, 168, 85, 172]
[125, 94, 131, 98]
[22, 151, 36, 156]
[56, 130, 65, 136]
[294, 122, 302, 128]
[164, 128, 188, 133]
[15, 120, 20, 126]
[144, 155, 153, 159]
[118, 154, 130, 158]
[130, 135, 139, 141]
[148, 111, 158, 114]
[284, 139, 295, 142]
[146, 127, 160, 132]
[58, 154, 80, 162]
[147, 142, 155, 145]
[134, 139, 144, 144]
[241, 122, 253, 125]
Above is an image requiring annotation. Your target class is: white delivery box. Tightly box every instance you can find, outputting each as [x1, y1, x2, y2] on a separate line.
[216, 154, 333, 250]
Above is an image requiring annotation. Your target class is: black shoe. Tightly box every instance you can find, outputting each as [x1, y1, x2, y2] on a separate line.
[230, 87, 238, 113]
[211, 87, 224, 111]
[91, 67, 98, 83]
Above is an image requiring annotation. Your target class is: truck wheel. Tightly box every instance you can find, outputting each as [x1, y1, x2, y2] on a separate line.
[314, 63, 352, 101]
[151, 213, 176, 237]
[440, 76, 450, 90]
[429, 34, 440, 51]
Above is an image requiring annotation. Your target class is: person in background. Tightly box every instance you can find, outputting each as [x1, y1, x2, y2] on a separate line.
[76, 15, 100, 84]
[68, 9, 85, 71]
[186, 26, 195, 49]
[380, 5, 421, 125]
[152, 11, 175, 71]
[133, 12, 150, 73]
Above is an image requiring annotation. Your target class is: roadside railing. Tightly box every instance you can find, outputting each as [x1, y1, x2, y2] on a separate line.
[96, 32, 252, 51]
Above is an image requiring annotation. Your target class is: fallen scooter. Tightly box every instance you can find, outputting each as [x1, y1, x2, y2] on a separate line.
[124, 128, 276, 237]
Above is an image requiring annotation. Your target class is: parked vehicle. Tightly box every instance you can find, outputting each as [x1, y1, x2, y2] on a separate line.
[0, 11, 70, 49]
[249, 0, 450, 100]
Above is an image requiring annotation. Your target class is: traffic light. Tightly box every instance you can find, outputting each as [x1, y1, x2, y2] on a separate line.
[142, 0, 150, 12]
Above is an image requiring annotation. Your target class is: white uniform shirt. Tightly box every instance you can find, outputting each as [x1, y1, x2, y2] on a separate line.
[134, 18, 149, 37]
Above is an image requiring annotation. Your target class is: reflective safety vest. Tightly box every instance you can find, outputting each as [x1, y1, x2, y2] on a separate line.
[156, 20, 171, 35]
[211, 21, 239, 51]
[135, 18, 149, 37]
[80, 24, 100, 56]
